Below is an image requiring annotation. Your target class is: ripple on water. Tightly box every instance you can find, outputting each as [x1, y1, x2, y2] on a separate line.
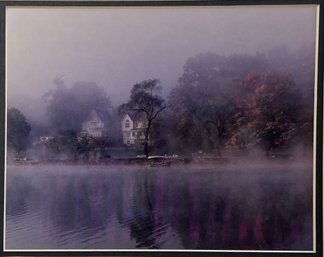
[5, 164, 313, 250]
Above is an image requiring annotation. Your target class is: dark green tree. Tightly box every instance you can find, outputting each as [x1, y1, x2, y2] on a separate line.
[7, 107, 31, 154]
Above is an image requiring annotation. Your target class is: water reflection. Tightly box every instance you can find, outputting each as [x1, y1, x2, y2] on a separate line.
[6, 165, 312, 250]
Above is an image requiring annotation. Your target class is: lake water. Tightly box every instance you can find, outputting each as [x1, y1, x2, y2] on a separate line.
[5, 164, 313, 251]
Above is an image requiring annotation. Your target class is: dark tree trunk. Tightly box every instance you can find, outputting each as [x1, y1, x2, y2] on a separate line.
[144, 141, 149, 157]
[144, 121, 152, 157]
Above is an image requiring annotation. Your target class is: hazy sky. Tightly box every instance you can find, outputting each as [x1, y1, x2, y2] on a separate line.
[6, 5, 317, 119]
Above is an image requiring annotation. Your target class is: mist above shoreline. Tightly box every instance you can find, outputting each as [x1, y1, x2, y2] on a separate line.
[7, 6, 316, 111]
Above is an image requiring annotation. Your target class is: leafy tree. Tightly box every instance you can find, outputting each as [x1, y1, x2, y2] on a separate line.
[169, 51, 313, 157]
[7, 107, 31, 155]
[75, 135, 97, 161]
[168, 52, 265, 155]
[46, 130, 78, 159]
[178, 52, 268, 87]
[44, 79, 113, 132]
[228, 72, 304, 155]
[120, 79, 166, 157]
[169, 82, 237, 155]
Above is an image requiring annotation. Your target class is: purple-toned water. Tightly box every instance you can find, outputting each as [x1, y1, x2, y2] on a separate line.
[5, 164, 313, 250]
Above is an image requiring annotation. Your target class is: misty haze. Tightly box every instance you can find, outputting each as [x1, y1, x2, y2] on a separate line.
[5, 5, 316, 251]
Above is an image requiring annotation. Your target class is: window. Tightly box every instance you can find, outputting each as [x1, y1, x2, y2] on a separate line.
[125, 120, 130, 128]
[127, 132, 130, 137]
[132, 131, 136, 137]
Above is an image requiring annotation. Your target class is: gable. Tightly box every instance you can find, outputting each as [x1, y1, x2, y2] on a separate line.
[122, 114, 132, 123]
[84, 110, 102, 123]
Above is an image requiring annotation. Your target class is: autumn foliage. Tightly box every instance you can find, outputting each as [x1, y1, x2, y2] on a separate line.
[168, 53, 313, 156]
[226, 72, 305, 155]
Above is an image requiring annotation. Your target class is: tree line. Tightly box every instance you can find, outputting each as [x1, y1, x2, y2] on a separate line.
[7, 48, 314, 159]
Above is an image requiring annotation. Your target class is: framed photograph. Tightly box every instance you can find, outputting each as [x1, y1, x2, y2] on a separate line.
[1, 0, 323, 256]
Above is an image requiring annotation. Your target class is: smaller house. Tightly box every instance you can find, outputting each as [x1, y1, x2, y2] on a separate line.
[81, 110, 104, 138]
[121, 113, 147, 145]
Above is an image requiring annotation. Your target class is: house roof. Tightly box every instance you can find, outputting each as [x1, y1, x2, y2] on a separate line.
[128, 112, 147, 122]
[84, 110, 102, 122]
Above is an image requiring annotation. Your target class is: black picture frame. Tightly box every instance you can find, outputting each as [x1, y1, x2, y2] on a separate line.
[0, 0, 322, 256]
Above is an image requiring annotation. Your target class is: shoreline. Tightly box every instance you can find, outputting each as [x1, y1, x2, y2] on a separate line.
[6, 157, 314, 171]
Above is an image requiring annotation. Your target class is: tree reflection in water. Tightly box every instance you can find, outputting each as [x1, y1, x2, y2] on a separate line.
[6, 165, 312, 250]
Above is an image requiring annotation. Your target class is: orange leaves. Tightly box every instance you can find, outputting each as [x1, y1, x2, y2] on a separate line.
[229, 72, 302, 151]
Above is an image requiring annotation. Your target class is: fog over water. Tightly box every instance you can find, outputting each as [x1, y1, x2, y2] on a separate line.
[6, 164, 313, 250]
[6, 6, 317, 121]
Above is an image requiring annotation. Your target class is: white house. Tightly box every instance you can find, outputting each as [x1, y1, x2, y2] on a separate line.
[81, 110, 104, 138]
[121, 113, 147, 145]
